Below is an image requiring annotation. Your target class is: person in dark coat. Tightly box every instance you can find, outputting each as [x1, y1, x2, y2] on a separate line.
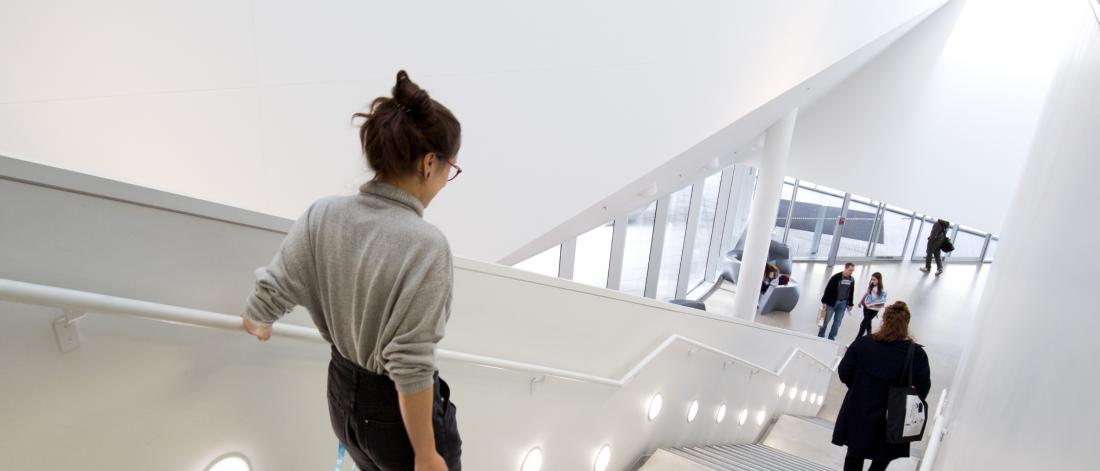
[761, 262, 780, 296]
[833, 301, 932, 471]
[818, 262, 856, 340]
[920, 219, 950, 275]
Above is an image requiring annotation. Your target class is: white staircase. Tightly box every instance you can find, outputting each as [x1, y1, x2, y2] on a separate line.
[762, 415, 846, 469]
[639, 414, 922, 470]
[641, 444, 834, 470]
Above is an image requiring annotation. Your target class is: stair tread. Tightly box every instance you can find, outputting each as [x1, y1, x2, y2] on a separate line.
[659, 444, 835, 471]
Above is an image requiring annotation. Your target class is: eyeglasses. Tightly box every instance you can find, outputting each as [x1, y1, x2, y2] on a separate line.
[445, 160, 463, 182]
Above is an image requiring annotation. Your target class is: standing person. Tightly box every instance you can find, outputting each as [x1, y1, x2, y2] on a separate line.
[818, 262, 856, 340]
[856, 272, 887, 337]
[920, 219, 950, 275]
[241, 70, 464, 471]
[833, 301, 932, 471]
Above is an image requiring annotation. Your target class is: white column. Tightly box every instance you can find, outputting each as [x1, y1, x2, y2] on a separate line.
[557, 237, 576, 279]
[933, 11, 1100, 470]
[731, 109, 798, 321]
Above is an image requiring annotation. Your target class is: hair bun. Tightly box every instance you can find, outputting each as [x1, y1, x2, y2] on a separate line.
[392, 70, 434, 118]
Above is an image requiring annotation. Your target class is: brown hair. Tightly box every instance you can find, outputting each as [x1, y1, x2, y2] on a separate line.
[765, 263, 779, 276]
[873, 301, 912, 342]
[353, 70, 461, 182]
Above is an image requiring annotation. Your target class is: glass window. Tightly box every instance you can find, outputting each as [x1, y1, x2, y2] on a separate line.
[949, 227, 987, 260]
[837, 196, 878, 259]
[799, 181, 845, 197]
[513, 245, 560, 277]
[573, 222, 614, 288]
[772, 182, 795, 242]
[985, 236, 999, 261]
[910, 217, 934, 261]
[785, 182, 844, 260]
[873, 206, 915, 258]
[722, 171, 753, 257]
[656, 186, 693, 300]
[688, 174, 722, 290]
[620, 201, 657, 296]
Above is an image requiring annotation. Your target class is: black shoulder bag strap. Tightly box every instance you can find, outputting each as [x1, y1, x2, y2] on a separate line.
[902, 342, 915, 387]
[887, 341, 926, 443]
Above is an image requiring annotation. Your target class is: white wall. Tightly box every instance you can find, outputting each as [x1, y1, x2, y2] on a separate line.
[0, 0, 943, 262]
[787, 0, 1082, 234]
[932, 2, 1100, 469]
[0, 165, 838, 470]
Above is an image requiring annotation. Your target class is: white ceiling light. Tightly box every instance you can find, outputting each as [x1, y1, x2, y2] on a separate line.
[687, 400, 699, 423]
[738, 408, 749, 426]
[715, 405, 727, 424]
[521, 447, 543, 471]
[801, 390, 808, 402]
[648, 393, 664, 421]
[818, 395, 825, 406]
[788, 387, 798, 400]
[776, 383, 786, 397]
[810, 393, 818, 404]
[593, 445, 612, 471]
[206, 455, 250, 471]
[755, 409, 767, 426]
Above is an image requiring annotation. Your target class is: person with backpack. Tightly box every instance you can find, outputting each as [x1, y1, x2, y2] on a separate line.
[856, 272, 887, 337]
[920, 219, 950, 276]
[833, 301, 932, 471]
[818, 262, 856, 340]
[241, 71, 463, 471]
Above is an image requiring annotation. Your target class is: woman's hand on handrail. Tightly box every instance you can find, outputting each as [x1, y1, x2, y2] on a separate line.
[241, 314, 273, 341]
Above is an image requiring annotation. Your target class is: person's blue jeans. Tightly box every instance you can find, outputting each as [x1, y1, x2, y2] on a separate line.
[818, 300, 848, 340]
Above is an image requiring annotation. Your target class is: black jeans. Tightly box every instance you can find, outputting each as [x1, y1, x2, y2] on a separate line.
[327, 347, 462, 470]
[925, 247, 943, 270]
[857, 308, 879, 337]
[844, 453, 892, 471]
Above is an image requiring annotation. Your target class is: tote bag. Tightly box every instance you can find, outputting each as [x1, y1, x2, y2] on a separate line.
[886, 343, 927, 443]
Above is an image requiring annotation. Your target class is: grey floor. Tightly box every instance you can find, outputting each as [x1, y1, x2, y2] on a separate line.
[707, 260, 991, 454]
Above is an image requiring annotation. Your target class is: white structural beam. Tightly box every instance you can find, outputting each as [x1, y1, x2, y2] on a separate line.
[644, 195, 671, 298]
[731, 110, 798, 321]
[704, 169, 737, 283]
[675, 177, 706, 299]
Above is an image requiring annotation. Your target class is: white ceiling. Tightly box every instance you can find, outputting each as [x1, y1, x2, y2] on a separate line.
[1, 0, 945, 261]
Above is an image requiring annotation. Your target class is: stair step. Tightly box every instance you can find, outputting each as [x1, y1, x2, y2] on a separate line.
[795, 415, 837, 430]
[762, 414, 846, 469]
[651, 444, 834, 471]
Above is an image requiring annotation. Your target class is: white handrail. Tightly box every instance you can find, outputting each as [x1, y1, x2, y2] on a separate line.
[918, 388, 949, 471]
[933, 388, 947, 419]
[0, 277, 835, 388]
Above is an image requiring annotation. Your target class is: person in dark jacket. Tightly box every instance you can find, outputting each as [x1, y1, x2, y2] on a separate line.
[761, 263, 780, 296]
[920, 219, 950, 276]
[818, 262, 856, 340]
[833, 301, 932, 471]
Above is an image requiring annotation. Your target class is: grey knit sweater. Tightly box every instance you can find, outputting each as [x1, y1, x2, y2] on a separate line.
[244, 181, 453, 394]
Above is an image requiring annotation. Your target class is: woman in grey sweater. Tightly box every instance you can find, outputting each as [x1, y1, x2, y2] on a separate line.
[241, 70, 463, 471]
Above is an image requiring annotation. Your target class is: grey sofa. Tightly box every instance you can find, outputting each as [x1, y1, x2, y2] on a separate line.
[718, 229, 800, 314]
[719, 233, 795, 284]
[758, 280, 801, 315]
